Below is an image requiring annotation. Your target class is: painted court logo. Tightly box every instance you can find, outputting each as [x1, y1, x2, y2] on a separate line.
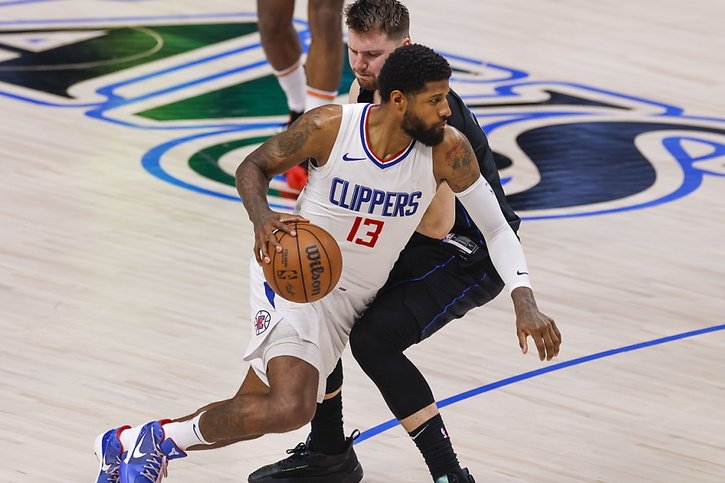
[1, 13, 723, 219]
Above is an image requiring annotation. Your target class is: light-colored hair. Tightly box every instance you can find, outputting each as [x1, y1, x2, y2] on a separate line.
[344, 0, 410, 40]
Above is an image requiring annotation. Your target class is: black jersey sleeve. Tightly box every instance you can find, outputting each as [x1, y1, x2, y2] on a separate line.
[445, 89, 521, 243]
[357, 87, 374, 103]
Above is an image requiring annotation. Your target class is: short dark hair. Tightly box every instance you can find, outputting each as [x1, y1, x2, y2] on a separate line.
[344, 0, 410, 40]
[378, 44, 451, 102]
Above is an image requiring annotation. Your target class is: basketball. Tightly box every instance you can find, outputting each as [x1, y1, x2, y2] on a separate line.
[262, 222, 342, 303]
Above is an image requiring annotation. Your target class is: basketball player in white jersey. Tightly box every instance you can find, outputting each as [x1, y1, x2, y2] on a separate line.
[250, 3, 559, 482]
[93, 44, 557, 483]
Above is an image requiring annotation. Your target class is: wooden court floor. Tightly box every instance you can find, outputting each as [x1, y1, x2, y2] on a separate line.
[1, 1, 724, 481]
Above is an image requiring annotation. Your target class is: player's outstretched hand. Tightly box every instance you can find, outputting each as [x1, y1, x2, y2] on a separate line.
[252, 211, 308, 265]
[516, 309, 561, 361]
[511, 287, 561, 361]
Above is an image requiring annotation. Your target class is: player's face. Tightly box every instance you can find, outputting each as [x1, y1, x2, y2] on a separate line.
[348, 29, 407, 91]
[402, 80, 452, 147]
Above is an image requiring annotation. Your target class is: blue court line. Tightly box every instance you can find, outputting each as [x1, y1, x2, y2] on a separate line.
[354, 323, 725, 444]
[0, 90, 99, 108]
[93, 42, 269, 103]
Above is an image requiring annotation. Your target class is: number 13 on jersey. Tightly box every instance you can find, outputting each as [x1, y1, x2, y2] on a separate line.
[346, 216, 384, 247]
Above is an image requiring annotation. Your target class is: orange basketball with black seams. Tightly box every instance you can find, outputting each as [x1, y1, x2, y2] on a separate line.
[262, 222, 342, 303]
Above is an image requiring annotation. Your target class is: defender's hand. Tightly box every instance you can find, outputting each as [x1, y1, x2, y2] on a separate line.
[516, 309, 561, 361]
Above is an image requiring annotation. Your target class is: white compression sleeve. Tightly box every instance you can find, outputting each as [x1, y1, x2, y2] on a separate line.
[455, 176, 532, 292]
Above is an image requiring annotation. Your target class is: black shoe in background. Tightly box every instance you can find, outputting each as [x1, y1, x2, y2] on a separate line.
[247, 430, 363, 483]
[434, 467, 476, 483]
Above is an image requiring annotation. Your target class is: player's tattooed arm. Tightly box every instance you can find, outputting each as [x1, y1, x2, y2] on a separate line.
[235, 106, 339, 262]
[434, 126, 481, 192]
[252, 108, 327, 178]
[236, 105, 339, 187]
[236, 107, 328, 206]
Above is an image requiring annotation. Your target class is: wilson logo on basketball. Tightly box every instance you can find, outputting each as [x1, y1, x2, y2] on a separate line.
[305, 244, 324, 297]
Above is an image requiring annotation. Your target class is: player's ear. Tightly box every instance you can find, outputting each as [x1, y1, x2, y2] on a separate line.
[402, 37, 412, 46]
[390, 90, 407, 112]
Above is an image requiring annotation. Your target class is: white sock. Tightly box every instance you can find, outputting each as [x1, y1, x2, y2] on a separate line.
[274, 59, 306, 113]
[119, 425, 143, 453]
[305, 86, 338, 111]
[162, 413, 212, 450]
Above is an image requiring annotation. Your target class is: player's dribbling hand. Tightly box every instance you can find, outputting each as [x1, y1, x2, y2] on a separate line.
[252, 211, 309, 265]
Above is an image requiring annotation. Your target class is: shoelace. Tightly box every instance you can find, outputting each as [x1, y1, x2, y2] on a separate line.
[285, 442, 311, 459]
[106, 455, 120, 483]
[139, 449, 168, 482]
[283, 429, 361, 460]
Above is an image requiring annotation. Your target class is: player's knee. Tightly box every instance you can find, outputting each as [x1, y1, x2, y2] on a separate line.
[256, 15, 290, 39]
[275, 394, 316, 431]
[350, 323, 382, 368]
[308, 1, 343, 38]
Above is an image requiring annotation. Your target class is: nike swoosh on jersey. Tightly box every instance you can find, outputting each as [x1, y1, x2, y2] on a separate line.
[517, 270, 529, 275]
[342, 153, 367, 161]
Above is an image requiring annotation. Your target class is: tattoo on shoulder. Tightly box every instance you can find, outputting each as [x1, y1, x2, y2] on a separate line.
[447, 140, 471, 170]
[254, 110, 324, 170]
[445, 137, 479, 190]
[276, 111, 323, 156]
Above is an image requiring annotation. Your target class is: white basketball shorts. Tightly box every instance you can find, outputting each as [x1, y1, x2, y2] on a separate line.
[243, 259, 371, 402]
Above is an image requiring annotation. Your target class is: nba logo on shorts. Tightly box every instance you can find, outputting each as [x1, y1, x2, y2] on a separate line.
[254, 310, 271, 336]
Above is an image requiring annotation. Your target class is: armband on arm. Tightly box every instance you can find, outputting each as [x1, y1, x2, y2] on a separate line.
[455, 176, 532, 292]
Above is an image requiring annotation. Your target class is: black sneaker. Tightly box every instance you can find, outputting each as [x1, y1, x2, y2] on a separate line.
[248, 431, 363, 483]
[434, 467, 476, 483]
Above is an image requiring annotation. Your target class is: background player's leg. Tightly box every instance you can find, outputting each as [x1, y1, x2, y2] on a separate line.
[304, 0, 345, 110]
[257, 0, 306, 117]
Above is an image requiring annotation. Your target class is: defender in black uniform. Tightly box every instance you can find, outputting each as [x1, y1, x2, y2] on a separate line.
[248, 2, 559, 483]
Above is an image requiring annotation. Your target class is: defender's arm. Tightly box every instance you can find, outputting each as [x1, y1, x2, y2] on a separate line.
[434, 127, 561, 360]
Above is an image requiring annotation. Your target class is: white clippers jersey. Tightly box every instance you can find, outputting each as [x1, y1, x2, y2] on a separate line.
[296, 103, 437, 298]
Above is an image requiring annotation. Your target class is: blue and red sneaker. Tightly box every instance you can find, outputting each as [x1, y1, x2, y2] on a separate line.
[94, 425, 130, 483]
[120, 421, 186, 482]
